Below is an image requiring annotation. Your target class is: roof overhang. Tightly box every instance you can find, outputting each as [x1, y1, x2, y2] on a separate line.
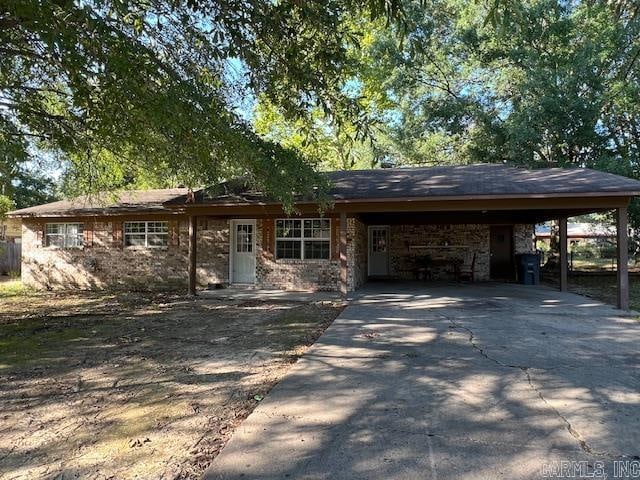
[7, 208, 184, 219]
[9, 193, 635, 220]
[169, 194, 631, 218]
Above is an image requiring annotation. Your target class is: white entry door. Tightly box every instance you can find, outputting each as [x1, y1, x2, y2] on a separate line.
[368, 226, 390, 276]
[231, 220, 256, 284]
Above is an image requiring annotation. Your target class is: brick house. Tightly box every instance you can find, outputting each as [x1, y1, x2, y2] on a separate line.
[8, 164, 640, 308]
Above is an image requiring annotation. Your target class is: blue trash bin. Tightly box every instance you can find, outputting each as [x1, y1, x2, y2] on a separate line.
[516, 253, 540, 285]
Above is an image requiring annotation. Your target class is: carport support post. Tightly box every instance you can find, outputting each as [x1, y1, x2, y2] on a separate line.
[339, 211, 348, 297]
[188, 215, 197, 296]
[617, 206, 629, 310]
[559, 217, 568, 292]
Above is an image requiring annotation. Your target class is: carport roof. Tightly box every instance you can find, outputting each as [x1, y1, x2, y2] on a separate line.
[9, 164, 640, 217]
[327, 164, 640, 200]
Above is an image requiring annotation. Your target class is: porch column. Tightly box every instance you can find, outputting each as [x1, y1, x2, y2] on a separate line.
[617, 206, 629, 310]
[339, 211, 348, 297]
[559, 217, 568, 292]
[188, 215, 197, 296]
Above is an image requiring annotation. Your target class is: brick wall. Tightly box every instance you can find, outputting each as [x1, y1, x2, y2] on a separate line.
[21, 215, 536, 291]
[514, 223, 536, 254]
[255, 219, 341, 291]
[21, 217, 228, 290]
[347, 218, 367, 291]
[388, 224, 491, 281]
[193, 217, 230, 286]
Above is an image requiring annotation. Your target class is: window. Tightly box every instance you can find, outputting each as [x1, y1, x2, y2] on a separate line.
[235, 223, 253, 253]
[124, 221, 168, 247]
[275, 219, 330, 260]
[371, 228, 387, 252]
[45, 223, 84, 248]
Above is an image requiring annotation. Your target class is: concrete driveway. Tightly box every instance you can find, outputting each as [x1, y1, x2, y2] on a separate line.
[205, 283, 640, 480]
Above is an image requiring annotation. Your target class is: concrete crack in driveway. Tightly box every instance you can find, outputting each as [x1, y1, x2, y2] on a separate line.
[519, 367, 595, 456]
[445, 316, 527, 370]
[444, 315, 630, 460]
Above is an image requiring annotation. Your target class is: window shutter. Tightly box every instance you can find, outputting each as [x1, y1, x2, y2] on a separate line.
[112, 221, 123, 247]
[83, 221, 93, 247]
[331, 217, 340, 260]
[262, 218, 274, 258]
[169, 220, 179, 246]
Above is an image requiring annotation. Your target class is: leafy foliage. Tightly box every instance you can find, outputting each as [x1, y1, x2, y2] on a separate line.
[4, 0, 640, 231]
[0, 0, 404, 207]
[255, 0, 640, 227]
[0, 195, 14, 219]
[0, 128, 56, 209]
[254, 98, 381, 171]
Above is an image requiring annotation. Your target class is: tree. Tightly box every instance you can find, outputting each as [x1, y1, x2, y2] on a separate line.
[1, 0, 404, 207]
[0, 195, 13, 219]
[254, 98, 381, 172]
[0, 127, 56, 209]
[254, 0, 640, 230]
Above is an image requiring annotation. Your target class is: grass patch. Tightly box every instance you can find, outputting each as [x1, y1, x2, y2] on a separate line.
[568, 275, 640, 311]
[569, 258, 640, 272]
[0, 279, 31, 298]
[0, 323, 87, 368]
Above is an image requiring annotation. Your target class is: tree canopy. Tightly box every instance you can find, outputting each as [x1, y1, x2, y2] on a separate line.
[3, 0, 640, 226]
[259, 0, 640, 169]
[1, 0, 403, 207]
[255, 0, 640, 224]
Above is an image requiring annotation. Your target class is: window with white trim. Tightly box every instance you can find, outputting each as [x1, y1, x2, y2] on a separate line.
[124, 221, 168, 247]
[45, 223, 84, 248]
[275, 219, 330, 260]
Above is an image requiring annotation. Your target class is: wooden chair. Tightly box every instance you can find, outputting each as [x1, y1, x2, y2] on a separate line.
[456, 252, 477, 282]
[413, 254, 433, 281]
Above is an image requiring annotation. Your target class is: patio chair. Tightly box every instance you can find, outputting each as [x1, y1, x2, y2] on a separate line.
[413, 254, 433, 281]
[456, 252, 477, 282]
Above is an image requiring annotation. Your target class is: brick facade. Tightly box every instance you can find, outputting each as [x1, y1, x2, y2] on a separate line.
[255, 219, 341, 291]
[21, 217, 228, 290]
[386, 223, 535, 281]
[389, 224, 491, 281]
[514, 223, 536, 254]
[21, 216, 534, 291]
[347, 218, 368, 290]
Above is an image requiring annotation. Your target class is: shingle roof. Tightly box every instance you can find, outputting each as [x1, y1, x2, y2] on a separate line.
[8, 188, 190, 217]
[170, 164, 640, 205]
[326, 164, 640, 200]
[9, 164, 640, 217]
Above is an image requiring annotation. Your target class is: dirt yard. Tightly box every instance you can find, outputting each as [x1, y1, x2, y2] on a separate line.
[0, 289, 343, 479]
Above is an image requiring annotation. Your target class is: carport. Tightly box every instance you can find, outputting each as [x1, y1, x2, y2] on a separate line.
[348, 195, 631, 308]
[325, 165, 638, 309]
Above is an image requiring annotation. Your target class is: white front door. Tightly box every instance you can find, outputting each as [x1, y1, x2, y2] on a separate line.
[368, 226, 390, 276]
[231, 220, 256, 284]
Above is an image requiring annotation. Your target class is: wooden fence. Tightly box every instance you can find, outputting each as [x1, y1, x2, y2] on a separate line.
[0, 241, 21, 274]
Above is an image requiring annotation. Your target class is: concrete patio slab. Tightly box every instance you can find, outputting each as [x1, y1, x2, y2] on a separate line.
[204, 283, 640, 480]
